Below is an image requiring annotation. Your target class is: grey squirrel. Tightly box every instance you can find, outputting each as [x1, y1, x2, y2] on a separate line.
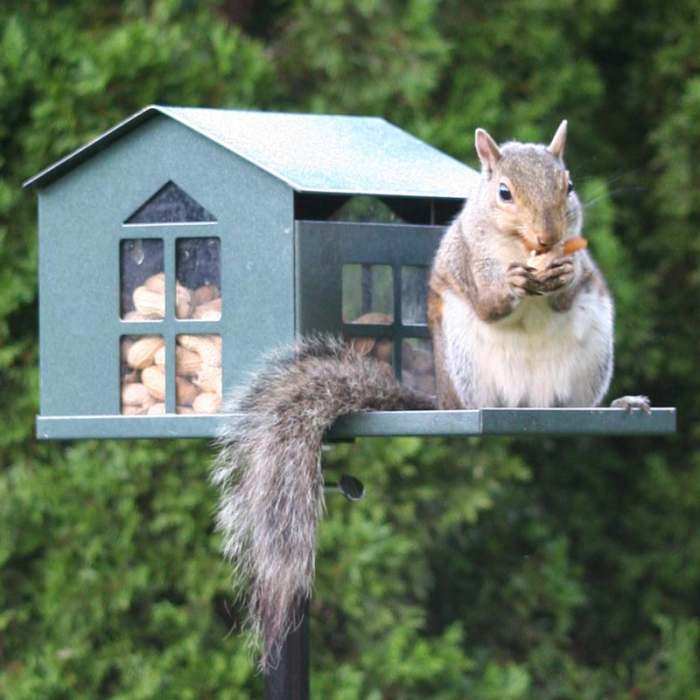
[212, 121, 650, 671]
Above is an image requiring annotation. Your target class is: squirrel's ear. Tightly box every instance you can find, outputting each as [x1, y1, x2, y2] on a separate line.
[475, 128, 502, 174]
[548, 120, 568, 159]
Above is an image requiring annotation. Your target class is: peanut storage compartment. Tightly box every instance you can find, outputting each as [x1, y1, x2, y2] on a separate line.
[298, 221, 442, 399]
[119, 233, 223, 416]
[120, 238, 222, 322]
[176, 335, 222, 414]
[120, 335, 222, 415]
[120, 335, 166, 415]
[121, 239, 165, 320]
[176, 238, 221, 320]
[29, 106, 475, 439]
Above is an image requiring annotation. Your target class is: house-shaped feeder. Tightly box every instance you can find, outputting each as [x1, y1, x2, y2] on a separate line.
[25, 105, 481, 439]
[25, 105, 675, 440]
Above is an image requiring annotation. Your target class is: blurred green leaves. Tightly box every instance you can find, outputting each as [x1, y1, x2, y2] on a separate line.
[1, 1, 699, 697]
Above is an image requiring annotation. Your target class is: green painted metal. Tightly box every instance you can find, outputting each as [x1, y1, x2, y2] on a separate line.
[296, 221, 441, 377]
[330, 408, 677, 438]
[30, 107, 478, 439]
[37, 115, 295, 433]
[25, 105, 479, 197]
[35, 408, 676, 440]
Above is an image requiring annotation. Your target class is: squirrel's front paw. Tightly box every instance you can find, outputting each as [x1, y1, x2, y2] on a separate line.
[610, 395, 652, 414]
[535, 256, 575, 293]
[507, 262, 541, 298]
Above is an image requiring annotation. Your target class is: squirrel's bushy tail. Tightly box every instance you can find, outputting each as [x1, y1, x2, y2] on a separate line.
[212, 335, 433, 671]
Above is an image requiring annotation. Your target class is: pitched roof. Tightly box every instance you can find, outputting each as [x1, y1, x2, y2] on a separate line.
[24, 105, 478, 197]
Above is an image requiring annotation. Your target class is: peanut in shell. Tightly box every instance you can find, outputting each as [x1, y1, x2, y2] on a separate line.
[121, 382, 151, 406]
[192, 392, 222, 414]
[133, 286, 165, 318]
[142, 365, 166, 401]
[127, 336, 165, 370]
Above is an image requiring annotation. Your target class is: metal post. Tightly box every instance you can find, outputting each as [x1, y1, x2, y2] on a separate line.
[264, 601, 310, 700]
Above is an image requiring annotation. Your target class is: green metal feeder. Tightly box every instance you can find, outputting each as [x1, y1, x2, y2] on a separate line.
[25, 105, 480, 439]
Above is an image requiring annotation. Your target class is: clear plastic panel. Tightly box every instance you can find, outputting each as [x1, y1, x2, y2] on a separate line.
[176, 334, 222, 414]
[342, 264, 393, 324]
[330, 195, 402, 223]
[401, 338, 435, 396]
[176, 238, 221, 320]
[120, 239, 164, 320]
[347, 336, 394, 370]
[125, 181, 216, 224]
[120, 335, 166, 415]
[401, 266, 428, 325]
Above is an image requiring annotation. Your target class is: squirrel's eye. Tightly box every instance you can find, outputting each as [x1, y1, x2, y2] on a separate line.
[567, 179, 574, 194]
[498, 183, 512, 202]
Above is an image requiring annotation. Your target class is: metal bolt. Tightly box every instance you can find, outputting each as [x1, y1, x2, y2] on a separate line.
[324, 474, 365, 501]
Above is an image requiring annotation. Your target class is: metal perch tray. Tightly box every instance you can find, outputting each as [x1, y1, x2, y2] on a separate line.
[36, 408, 676, 440]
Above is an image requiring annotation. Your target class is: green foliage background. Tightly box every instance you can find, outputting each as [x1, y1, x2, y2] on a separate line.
[1, 1, 698, 697]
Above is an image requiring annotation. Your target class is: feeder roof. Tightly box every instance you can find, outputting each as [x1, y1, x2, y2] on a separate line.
[24, 105, 479, 197]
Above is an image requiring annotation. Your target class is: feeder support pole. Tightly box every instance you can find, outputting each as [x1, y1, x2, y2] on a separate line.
[264, 600, 309, 700]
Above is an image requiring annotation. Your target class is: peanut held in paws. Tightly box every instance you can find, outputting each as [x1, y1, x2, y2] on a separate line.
[563, 236, 588, 256]
[528, 236, 587, 275]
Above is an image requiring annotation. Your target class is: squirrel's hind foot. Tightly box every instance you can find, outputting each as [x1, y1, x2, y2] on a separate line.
[610, 395, 652, 414]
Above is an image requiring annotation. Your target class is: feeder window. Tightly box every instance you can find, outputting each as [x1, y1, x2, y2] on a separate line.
[119, 196, 223, 415]
[124, 181, 216, 224]
[120, 335, 166, 415]
[401, 338, 435, 395]
[341, 261, 433, 391]
[176, 335, 222, 414]
[347, 336, 394, 369]
[120, 239, 165, 320]
[119, 239, 223, 414]
[175, 238, 221, 320]
[401, 266, 428, 325]
[342, 264, 394, 324]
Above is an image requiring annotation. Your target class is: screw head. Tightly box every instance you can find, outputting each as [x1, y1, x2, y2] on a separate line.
[338, 474, 365, 501]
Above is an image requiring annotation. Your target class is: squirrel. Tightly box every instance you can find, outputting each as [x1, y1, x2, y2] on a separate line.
[428, 120, 614, 409]
[212, 120, 650, 671]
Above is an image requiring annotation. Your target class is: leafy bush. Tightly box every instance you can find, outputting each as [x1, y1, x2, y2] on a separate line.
[1, 1, 698, 697]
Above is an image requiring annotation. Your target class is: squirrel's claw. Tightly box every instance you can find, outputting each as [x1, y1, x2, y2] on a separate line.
[535, 257, 575, 292]
[546, 256, 574, 269]
[507, 263, 542, 297]
[610, 395, 652, 414]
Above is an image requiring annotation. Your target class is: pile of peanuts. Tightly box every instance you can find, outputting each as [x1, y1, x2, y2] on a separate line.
[347, 312, 436, 396]
[121, 334, 222, 415]
[121, 274, 222, 415]
[123, 272, 221, 321]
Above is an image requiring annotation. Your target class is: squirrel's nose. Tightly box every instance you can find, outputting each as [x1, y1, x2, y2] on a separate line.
[537, 235, 550, 249]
